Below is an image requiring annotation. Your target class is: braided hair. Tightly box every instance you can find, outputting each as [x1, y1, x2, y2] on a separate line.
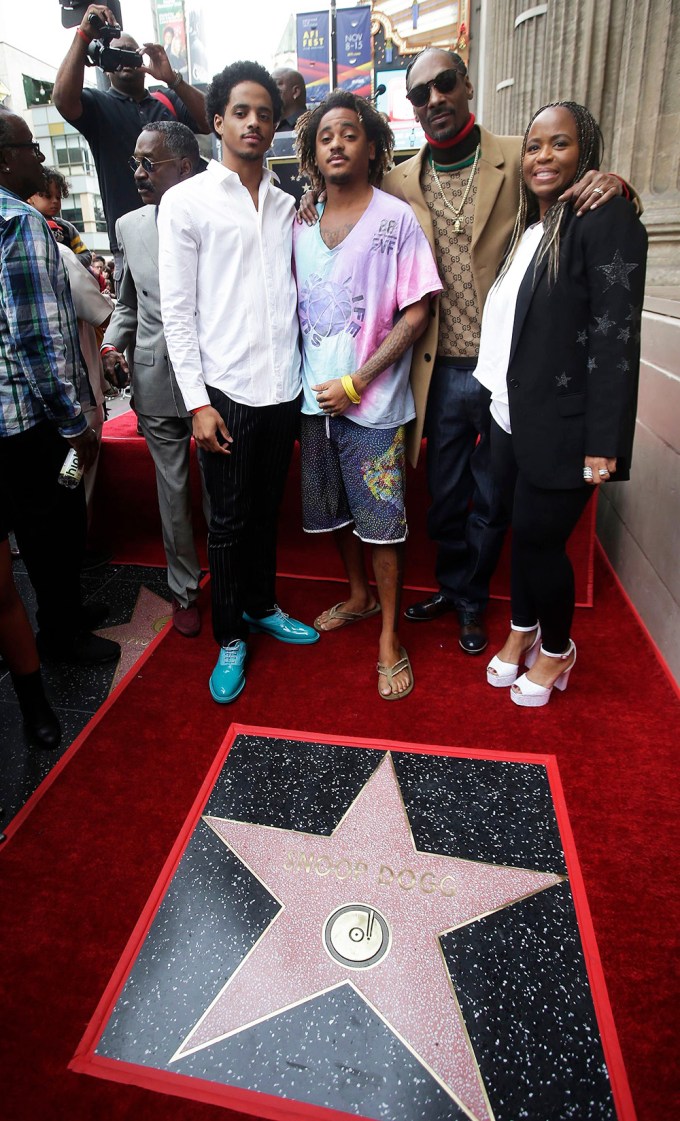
[498, 101, 604, 286]
[294, 89, 394, 192]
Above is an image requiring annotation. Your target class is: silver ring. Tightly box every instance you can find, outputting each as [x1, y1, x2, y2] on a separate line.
[598, 468, 609, 477]
[583, 467, 593, 480]
[592, 187, 604, 196]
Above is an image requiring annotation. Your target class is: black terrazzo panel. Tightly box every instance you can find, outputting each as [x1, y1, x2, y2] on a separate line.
[441, 881, 616, 1121]
[392, 752, 566, 873]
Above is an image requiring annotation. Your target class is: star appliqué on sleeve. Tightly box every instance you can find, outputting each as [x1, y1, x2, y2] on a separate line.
[597, 250, 638, 291]
[617, 326, 630, 343]
[576, 329, 588, 346]
[593, 312, 615, 335]
[555, 373, 572, 388]
[587, 357, 598, 372]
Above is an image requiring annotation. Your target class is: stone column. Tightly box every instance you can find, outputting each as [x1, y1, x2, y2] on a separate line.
[476, 0, 680, 283]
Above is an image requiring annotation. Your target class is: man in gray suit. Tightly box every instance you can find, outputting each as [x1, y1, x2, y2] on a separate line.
[101, 121, 206, 636]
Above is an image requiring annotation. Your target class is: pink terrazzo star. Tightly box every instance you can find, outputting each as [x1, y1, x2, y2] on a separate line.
[174, 754, 564, 1119]
[96, 587, 172, 692]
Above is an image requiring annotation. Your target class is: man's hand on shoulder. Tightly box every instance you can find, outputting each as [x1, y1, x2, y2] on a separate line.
[297, 188, 324, 225]
[559, 170, 623, 217]
[192, 406, 233, 454]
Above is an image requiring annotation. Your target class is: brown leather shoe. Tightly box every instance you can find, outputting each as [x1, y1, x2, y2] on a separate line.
[172, 600, 201, 638]
[404, 593, 456, 622]
[458, 612, 488, 654]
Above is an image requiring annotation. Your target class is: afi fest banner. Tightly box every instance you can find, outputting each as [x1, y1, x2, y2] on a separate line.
[336, 5, 372, 99]
[296, 10, 331, 106]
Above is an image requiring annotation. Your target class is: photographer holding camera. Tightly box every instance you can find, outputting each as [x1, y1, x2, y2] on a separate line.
[54, 4, 209, 280]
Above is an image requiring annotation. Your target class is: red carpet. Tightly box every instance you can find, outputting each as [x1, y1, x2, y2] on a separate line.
[91, 410, 597, 605]
[0, 548, 677, 1120]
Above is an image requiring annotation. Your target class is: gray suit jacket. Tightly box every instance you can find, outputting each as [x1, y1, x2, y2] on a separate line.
[102, 205, 189, 417]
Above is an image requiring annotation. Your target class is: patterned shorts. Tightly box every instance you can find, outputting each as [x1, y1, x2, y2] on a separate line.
[301, 414, 408, 544]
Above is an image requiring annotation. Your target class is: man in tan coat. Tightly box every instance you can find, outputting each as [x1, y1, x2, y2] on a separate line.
[382, 48, 625, 654]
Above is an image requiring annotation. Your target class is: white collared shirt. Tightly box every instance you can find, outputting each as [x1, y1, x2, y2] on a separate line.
[158, 160, 301, 411]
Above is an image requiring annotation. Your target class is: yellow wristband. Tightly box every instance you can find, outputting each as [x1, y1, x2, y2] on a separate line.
[341, 375, 361, 405]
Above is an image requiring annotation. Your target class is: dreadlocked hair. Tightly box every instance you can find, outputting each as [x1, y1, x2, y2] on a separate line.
[498, 101, 604, 287]
[294, 89, 394, 192]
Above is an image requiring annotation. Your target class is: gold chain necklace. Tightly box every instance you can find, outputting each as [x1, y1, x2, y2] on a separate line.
[430, 145, 481, 233]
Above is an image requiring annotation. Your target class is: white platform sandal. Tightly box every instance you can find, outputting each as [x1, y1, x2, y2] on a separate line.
[486, 624, 541, 688]
[511, 640, 577, 708]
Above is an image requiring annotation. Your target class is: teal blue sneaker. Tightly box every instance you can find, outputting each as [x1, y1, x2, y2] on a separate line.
[243, 605, 320, 645]
[209, 640, 247, 703]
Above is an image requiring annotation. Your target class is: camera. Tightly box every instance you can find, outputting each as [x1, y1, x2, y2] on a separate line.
[84, 12, 142, 72]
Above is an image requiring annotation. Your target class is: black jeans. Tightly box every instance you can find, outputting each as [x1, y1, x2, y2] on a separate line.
[490, 421, 593, 654]
[0, 421, 86, 636]
[424, 359, 507, 615]
[200, 388, 301, 646]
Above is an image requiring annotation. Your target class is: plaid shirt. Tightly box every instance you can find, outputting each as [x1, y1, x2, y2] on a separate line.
[0, 188, 87, 438]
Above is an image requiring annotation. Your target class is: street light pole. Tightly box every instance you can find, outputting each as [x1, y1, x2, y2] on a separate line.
[330, 0, 337, 90]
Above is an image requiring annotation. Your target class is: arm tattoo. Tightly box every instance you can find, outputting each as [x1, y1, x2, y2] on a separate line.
[353, 314, 418, 390]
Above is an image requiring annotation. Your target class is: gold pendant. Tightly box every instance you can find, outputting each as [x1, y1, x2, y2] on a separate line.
[453, 217, 463, 233]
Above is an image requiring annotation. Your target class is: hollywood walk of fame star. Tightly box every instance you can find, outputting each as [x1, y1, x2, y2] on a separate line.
[95, 587, 172, 692]
[597, 250, 638, 291]
[172, 754, 564, 1121]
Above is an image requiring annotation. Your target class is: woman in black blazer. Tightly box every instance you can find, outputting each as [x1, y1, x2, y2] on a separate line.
[474, 102, 647, 707]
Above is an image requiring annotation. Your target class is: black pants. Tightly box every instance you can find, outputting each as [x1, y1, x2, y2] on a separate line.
[424, 359, 508, 615]
[490, 421, 593, 654]
[0, 421, 86, 636]
[200, 388, 301, 646]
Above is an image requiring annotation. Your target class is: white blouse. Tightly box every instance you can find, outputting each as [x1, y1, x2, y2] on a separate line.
[474, 223, 543, 433]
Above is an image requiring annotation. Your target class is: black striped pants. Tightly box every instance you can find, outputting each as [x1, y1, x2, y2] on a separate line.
[200, 387, 301, 646]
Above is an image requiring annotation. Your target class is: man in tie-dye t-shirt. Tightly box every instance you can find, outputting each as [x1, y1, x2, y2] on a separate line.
[293, 91, 442, 700]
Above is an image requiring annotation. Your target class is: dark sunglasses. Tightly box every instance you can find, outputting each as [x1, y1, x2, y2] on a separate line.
[128, 155, 178, 174]
[406, 68, 463, 108]
[3, 141, 43, 156]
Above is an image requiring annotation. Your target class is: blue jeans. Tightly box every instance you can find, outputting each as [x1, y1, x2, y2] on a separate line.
[424, 359, 507, 615]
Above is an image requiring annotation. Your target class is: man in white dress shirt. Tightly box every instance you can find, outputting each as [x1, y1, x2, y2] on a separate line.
[158, 60, 318, 704]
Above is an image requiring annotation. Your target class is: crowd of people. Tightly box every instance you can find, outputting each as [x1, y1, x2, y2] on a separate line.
[0, 5, 647, 750]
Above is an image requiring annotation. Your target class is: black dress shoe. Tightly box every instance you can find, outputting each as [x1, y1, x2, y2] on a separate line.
[37, 630, 121, 665]
[458, 612, 488, 654]
[23, 702, 62, 749]
[80, 601, 111, 629]
[10, 670, 62, 749]
[81, 549, 113, 571]
[404, 593, 457, 622]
